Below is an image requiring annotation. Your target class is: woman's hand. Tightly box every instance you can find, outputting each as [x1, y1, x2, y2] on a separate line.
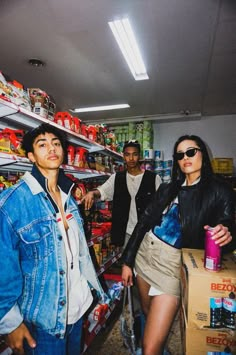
[204, 224, 233, 247]
[121, 265, 133, 287]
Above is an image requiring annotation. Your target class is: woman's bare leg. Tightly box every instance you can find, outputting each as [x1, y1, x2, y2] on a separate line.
[136, 275, 151, 316]
[143, 294, 179, 355]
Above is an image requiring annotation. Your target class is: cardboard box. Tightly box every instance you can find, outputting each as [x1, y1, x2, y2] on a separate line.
[181, 303, 236, 355]
[185, 322, 236, 354]
[181, 249, 236, 330]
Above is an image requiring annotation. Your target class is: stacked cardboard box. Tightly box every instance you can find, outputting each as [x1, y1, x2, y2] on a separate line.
[181, 249, 236, 355]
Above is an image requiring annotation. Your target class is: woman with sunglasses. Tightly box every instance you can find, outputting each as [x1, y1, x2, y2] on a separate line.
[121, 134, 235, 355]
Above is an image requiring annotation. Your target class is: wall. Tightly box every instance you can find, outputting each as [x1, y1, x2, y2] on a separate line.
[153, 114, 236, 172]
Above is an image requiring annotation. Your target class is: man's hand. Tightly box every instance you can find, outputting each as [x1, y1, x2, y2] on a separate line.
[81, 190, 97, 210]
[5, 323, 36, 355]
[121, 265, 133, 287]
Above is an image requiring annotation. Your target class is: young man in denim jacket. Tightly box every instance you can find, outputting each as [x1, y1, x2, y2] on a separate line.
[0, 123, 106, 354]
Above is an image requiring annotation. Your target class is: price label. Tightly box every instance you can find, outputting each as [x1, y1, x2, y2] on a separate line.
[94, 324, 101, 335]
[105, 310, 111, 319]
[98, 267, 105, 275]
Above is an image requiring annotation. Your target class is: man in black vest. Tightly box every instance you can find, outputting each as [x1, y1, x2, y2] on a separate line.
[83, 140, 161, 248]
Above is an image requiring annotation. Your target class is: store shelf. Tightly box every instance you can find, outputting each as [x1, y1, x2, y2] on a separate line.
[87, 232, 111, 247]
[82, 298, 120, 353]
[97, 252, 122, 277]
[0, 98, 123, 160]
[0, 152, 112, 179]
[62, 164, 111, 179]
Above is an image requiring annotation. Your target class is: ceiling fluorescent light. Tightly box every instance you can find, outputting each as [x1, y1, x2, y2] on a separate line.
[83, 112, 202, 125]
[108, 18, 149, 81]
[72, 103, 130, 113]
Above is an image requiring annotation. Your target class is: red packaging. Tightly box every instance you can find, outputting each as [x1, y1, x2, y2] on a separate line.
[73, 117, 81, 134]
[87, 125, 97, 141]
[67, 145, 75, 165]
[63, 112, 73, 131]
[74, 147, 87, 167]
[55, 112, 65, 127]
[81, 124, 88, 138]
[73, 182, 87, 202]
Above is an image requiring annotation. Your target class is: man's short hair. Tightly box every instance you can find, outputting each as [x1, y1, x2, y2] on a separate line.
[123, 140, 141, 154]
[22, 123, 67, 155]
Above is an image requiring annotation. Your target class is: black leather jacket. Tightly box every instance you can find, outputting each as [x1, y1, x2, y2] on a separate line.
[122, 176, 236, 267]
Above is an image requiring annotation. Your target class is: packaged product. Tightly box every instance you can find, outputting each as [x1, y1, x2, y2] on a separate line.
[48, 97, 56, 121]
[0, 71, 13, 102]
[8, 80, 31, 111]
[28, 88, 49, 118]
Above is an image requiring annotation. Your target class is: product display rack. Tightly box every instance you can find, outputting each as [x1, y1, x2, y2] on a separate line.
[82, 298, 120, 353]
[0, 97, 124, 354]
[0, 152, 112, 179]
[0, 98, 123, 158]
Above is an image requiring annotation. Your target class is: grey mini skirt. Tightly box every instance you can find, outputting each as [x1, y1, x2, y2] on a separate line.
[135, 230, 182, 297]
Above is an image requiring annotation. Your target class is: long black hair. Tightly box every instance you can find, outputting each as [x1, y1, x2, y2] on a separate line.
[171, 134, 213, 185]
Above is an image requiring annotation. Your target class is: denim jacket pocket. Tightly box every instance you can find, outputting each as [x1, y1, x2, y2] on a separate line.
[19, 219, 55, 260]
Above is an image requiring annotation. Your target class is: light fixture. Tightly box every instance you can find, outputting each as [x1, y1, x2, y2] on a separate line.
[28, 58, 46, 67]
[71, 103, 130, 113]
[108, 18, 149, 81]
[82, 112, 202, 125]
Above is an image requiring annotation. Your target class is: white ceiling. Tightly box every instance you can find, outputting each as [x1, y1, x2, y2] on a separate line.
[0, 0, 236, 124]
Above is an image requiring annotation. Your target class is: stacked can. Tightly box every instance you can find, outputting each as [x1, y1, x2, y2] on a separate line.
[162, 160, 172, 183]
[154, 160, 164, 180]
[154, 150, 163, 179]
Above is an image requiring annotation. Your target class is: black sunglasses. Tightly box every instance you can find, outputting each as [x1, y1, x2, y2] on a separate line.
[174, 148, 201, 161]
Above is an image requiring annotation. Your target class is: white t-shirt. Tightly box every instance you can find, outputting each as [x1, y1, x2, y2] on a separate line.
[57, 189, 93, 324]
[97, 171, 161, 235]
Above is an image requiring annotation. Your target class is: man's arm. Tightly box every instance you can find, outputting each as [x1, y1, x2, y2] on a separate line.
[0, 206, 36, 353]
[81, 173, 116, 210]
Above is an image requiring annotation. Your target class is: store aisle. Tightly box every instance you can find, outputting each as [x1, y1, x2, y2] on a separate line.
[83, 304, 130, 355]
[84, 304, 184, 355]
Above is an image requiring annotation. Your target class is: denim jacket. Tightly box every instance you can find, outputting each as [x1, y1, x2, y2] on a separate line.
[0, 167, 106, 337]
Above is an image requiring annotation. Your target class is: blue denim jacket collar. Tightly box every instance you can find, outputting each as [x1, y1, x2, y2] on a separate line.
[31, 164, 74, 194]
[27, 165, 74, 212]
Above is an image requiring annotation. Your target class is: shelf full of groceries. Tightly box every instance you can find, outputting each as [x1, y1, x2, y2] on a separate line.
[0, 70, 125, 177]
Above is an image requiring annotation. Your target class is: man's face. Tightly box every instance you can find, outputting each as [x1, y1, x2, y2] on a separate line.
[27, 132, 64, 171]
[123, 146, 140, 168]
